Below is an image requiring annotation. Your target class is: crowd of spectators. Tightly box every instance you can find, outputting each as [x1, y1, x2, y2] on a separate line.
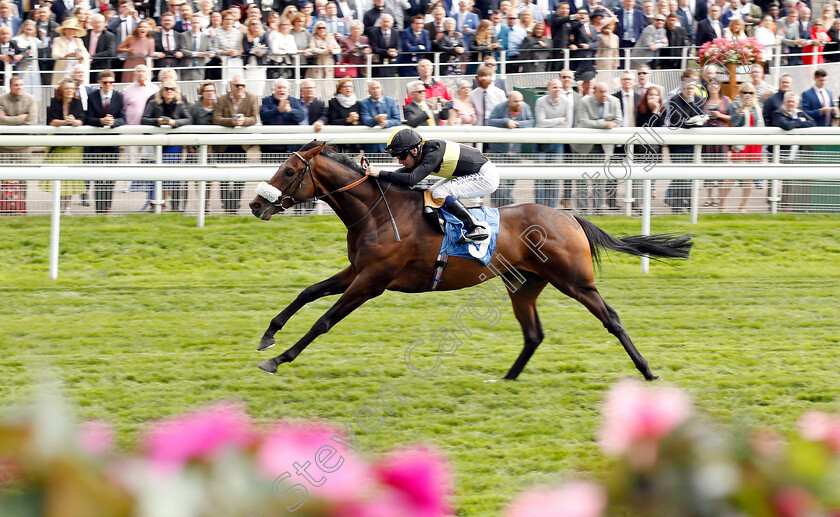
[0, 0, 836, 215]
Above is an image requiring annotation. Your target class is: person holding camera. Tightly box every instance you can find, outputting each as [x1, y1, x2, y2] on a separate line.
[141, 80, 190, 211]
[404, 79, 450, 127]
[338, 20, 370, 77]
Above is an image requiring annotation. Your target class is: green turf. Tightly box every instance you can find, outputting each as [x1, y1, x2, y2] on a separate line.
[1, 213, 839, 515]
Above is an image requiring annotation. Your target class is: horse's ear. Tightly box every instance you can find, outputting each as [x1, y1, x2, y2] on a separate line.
[302, 141, 327, 160]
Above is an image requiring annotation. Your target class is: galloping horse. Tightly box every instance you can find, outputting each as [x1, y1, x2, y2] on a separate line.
[249, 141, 693, 380]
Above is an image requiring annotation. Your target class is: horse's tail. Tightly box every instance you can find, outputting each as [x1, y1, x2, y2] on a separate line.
[573, 215, 694, 269]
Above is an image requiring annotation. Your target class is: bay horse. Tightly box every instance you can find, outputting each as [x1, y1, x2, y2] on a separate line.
[248, 141, 693, 380]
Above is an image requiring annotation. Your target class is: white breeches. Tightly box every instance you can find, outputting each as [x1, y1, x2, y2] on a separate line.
[429, 161, 500, 200]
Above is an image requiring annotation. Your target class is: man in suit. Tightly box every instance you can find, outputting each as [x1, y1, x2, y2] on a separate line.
[397, 14, 431, 75]
[173, 2, 196, 32]
[610, 70, 640, 208]
[488, 90, 533, 206]
[84, 69, 125, 214]
[634, 13, 667, 66]
[424, 3, 446, 47]
[300, 79, 328, 131]
[360, 80, 401, 152]
[363, 0, 396, 34]
[549, 2, 581, 70]
[694, 3, 722, 45]
[179, 13, 212, 81]
[260, 77, 307, 154]
[213, 75, 260, 213]
[404, 79, 450, 127]
[771, 92, 815, 162]
[0, 2, 21, 36]
[763, 74, 792, 124]
[84, 13, 115, 83]
[675, 0, 695, 41]
[775, 7, 806, 65]
[617, 0, 644, 48]
[153, 12, 183, 75]
[660, 13, 687, 69]
[569, 9, 598, 71]
[800, 68, 838, 127]
[454, 0, 479, 39]
[369, 12, 400, 76]
[51, 0, 77, 22]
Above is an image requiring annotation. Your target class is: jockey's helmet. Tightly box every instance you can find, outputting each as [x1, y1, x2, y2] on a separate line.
[385, 127, 423, 157]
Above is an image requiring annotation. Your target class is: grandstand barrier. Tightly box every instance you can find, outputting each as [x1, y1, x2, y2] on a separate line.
[2, 126, 840, 278]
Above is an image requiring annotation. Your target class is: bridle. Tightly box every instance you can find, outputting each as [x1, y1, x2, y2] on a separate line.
[256, 151, 401, 241]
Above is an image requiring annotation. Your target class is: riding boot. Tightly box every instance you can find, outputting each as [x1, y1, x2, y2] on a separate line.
[445, 198, 488, 244]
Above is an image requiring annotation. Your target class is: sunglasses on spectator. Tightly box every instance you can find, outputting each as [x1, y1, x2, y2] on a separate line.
[560, 75, 573, 79]
[163, 86, 176, 91]
[638, 71, 649, 75]
[233, 83, 246, 87]
[203, 88, 216, 93]
[100, 80, 114, 84]
[743, 91, 755, 94]
[412, 89, 425, 94]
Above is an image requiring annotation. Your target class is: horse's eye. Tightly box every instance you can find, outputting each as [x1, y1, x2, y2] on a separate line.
[285, 168, 295, 177]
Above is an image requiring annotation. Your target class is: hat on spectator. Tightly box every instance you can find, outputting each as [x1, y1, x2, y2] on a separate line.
[56, 17, 87, 36]
[591, 8, 607, 18]
[100, 3, 114, 12]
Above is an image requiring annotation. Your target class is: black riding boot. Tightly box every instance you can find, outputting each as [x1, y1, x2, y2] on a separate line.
[445, 198, 488, 244]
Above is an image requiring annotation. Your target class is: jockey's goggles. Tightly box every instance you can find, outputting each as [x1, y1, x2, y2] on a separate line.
[389, 150, 411, 160]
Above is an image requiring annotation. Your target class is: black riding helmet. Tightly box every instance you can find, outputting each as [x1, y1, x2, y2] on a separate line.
[384, 127, 423, 156]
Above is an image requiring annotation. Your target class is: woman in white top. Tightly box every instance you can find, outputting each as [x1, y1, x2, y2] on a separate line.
[723, 17, 747, 39]
[753, 15, 777, 66]
[210, 10, 243, 82]
[13, 20, 44, 101]
[268, 15, 297, 79]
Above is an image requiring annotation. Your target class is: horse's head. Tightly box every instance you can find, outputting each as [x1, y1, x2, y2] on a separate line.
[249, 141, 327, 220]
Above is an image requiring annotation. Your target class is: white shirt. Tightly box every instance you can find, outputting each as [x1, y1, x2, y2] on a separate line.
[621, 89, 634, 127]
[563, 88, 575, 126]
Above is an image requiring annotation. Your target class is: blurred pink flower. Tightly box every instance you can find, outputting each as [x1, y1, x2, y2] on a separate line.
[373, 447, 452, 517]
[797, 411, 840, 453]
[598, 379, 693, 457]
[773, 485, 816, 517]
[505, 480, 606, 517]
[257, 421, 370, 503]
[144, 402, 256, 467]
[78, 420, 114, 456]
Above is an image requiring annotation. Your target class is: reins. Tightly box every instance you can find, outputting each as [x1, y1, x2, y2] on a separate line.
[268, 151, 401, 241]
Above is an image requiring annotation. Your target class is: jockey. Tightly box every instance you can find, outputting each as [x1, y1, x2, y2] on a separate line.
[364, 127, 500, 244]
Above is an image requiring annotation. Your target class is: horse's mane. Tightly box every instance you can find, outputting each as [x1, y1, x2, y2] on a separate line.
[299, 140, 416, 194]
[299, 140, 365, 176]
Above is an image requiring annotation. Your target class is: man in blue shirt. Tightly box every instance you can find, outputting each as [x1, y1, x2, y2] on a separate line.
[499, 11, 527, 73]
[260, 78, 307, 155]
[360, 80, 402, 153]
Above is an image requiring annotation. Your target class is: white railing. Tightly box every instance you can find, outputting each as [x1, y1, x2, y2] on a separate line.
[3, 126, 840, 278]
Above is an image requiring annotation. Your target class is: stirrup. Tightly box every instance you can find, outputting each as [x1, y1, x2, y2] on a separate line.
[457, 227, 489, 244]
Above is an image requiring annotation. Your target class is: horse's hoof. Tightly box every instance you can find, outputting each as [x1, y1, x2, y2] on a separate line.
[257, 360, 278, 374]
[645, 374, 661, 381]
[257, 337, 275, 351]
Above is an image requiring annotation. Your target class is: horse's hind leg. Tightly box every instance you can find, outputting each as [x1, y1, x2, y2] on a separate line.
[503, 272, 548, 380]
[258, 266, 356, 351]
[544, 271, 658, 380]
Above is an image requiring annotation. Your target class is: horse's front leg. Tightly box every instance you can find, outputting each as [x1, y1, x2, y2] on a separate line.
[258, 274, 386, 374]
[258, 266, 357, 351]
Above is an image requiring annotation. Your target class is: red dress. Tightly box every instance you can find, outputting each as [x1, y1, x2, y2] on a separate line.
[732, 112, 762, 162]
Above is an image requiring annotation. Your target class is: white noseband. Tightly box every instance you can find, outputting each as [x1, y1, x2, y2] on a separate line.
[255, 181, 282, 203]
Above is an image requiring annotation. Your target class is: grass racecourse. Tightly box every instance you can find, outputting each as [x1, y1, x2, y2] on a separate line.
[1, 213, 839, 515]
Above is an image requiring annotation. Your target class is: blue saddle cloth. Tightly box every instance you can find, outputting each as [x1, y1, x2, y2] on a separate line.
[439, 206, 500, 266]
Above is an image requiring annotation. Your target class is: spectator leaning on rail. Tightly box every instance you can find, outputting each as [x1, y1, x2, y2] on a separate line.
[84, 69, 126, 214]
[364, 126, 500, 244]
[360, 79, 401, 153]
[575, 81, 622, 211]
[800, 68, 839, 127]
[327, 77, 362, 152]
[214, 75, 260, 213]
[260, 77, 306, 155]
[188, 80, 218, 210]
[487, 90, 533, 208]
[43, 77, 86, 215]
[763, 74, 793, 125]
[0, 75, 36, 211]
[142, 79, 190, 211]
[300, 78, 328, 132]
[534, 78, 568, 208]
